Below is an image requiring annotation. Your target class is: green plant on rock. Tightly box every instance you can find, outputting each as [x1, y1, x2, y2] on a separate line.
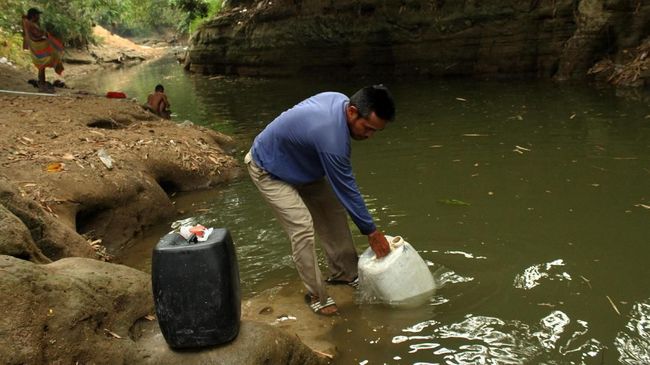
[173, 0, 223, 35]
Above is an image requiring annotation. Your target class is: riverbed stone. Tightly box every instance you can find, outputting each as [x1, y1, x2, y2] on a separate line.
[0, 255, 327, 365]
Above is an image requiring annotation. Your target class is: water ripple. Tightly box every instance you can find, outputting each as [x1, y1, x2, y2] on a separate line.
[404, 320, 439, 333]
[513, 259, 572, 290]
[394, 310, 603, 364]
[438, 270, 475, 285]
[445, 250, 487, 259]
[615, 298, 650, 364]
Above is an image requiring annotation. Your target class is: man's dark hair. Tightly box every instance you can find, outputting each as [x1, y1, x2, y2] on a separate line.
[349, 85, 395, 121]
[155, 84, 164, 92]
[27, 8, 42, 20]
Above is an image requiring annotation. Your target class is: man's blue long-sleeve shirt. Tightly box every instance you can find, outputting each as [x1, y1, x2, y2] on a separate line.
[251, 92, 376, 235]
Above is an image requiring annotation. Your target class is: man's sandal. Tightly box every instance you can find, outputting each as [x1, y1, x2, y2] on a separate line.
[325, 276, 359, 289]
[304, 294, 339, 316]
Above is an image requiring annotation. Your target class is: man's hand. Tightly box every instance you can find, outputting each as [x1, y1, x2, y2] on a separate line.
[368, 230, 390, 258]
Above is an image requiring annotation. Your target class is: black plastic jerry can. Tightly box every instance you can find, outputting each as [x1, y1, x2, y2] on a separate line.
[152, 229, 241, 349]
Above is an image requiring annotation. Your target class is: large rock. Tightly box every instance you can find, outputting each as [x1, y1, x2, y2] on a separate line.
[0, 256, 327, 365]
[0, 177, 95, 261]
[185, 0, 649, 80]
[0, 256, 151, 364]
[0, 204, 50, 263]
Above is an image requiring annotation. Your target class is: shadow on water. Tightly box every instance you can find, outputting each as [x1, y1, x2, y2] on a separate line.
[74, 56, 650, 364]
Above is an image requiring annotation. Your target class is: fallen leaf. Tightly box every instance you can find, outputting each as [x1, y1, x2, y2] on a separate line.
[438, 199, 471, 206]
[606, 296, 621, 316]
[45, 162, 64, 172]
[104, 329, 122, 339]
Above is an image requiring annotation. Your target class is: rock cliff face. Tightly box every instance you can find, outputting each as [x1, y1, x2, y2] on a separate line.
[185, 0, 649, 81]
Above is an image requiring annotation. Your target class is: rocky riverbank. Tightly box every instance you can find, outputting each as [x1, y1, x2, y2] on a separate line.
[0, 58, 330, 363]
[0, 88, 239, 257]
[184, 0, 649, 87]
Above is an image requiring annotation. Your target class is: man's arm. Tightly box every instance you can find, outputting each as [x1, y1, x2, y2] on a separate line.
[320, 152, 390, 258]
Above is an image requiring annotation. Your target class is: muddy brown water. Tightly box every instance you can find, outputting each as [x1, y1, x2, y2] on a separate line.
[73, 56, 650, 364]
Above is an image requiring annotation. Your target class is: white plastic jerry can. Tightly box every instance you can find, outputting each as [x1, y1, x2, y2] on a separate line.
[358, 235, 436, 305]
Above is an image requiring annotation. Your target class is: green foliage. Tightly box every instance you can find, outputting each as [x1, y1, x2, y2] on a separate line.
[0, 29, 33, 70]
[0, 0, 224, 48]
[0, 0, 122, 46]
[114, 0, 181, 37]
[188, 0, 222, 34]
[0, 0, 29, 33]
[173, 0, 210, 16]
[170, 0, 222, 35]
[0, 0, 37, 70]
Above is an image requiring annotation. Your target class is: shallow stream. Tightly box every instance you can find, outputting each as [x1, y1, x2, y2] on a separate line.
[73, 56, 650, 364]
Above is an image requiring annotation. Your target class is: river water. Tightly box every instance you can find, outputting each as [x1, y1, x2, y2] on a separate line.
[74, 56, 650, 364]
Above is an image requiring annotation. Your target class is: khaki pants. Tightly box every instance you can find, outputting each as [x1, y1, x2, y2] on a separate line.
[245, 150, 358, 303]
